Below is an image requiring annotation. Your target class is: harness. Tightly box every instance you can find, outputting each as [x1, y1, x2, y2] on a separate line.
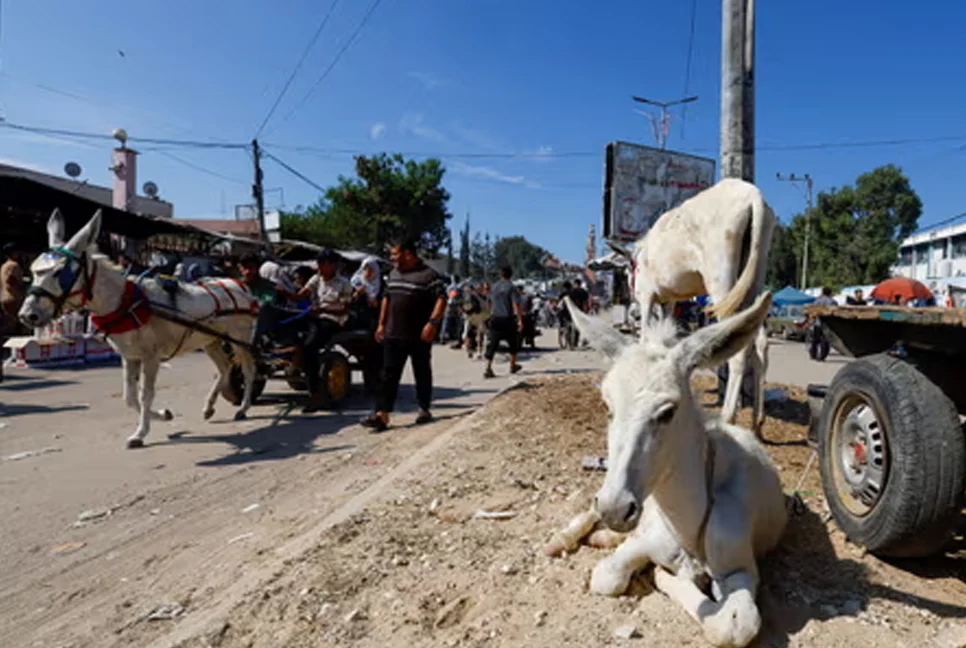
[27, 246, 96, 317]
[89, 281, 153, 335]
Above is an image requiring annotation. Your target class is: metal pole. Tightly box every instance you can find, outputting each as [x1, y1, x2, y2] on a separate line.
[720, 0, 755, 182]
[777, 172, 813, 289]
[251, 139, 268, 246]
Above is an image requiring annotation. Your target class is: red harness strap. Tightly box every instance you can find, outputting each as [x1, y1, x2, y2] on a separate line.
[90, 281, 153, 335]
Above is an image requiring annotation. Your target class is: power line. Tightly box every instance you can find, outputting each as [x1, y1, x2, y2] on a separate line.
[155, 150, 249, 185]
[274, 0, 385, 130]
[679, 0, 699, 137]
[253, 0, 343, 138]
[262, 150, 328, 193]
[263, 134, 966, 160]
[0, 121, 248, 149]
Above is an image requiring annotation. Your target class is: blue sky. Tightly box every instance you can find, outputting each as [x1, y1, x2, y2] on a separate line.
[1, 0, 964, 263]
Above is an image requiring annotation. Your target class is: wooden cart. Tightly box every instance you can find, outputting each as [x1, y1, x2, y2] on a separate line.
[804, 304, 966, 558]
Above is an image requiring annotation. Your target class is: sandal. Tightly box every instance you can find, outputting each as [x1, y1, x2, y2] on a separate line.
[415, 410, 433, 425]
[360, 414, 388, 433]
[510, 364, 522, 374]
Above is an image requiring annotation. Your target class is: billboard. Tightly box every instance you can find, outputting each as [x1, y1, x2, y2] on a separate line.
[602, 141, 716, 243]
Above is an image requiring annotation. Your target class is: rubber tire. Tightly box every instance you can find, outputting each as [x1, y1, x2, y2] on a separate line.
[318, 350, 351, 410]
[817, 353, 966, 558]
[221, 365, 267, 407]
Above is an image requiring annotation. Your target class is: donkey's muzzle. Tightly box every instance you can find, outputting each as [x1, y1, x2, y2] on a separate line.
[594, 490, 641, 533]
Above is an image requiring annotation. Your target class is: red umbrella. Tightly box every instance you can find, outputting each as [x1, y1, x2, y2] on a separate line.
[870, 277, 933, 304]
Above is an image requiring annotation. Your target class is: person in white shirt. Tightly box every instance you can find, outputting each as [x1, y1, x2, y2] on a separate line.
[292, 249, 353, 412]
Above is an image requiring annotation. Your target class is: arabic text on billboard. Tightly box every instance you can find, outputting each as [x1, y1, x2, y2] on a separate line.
[606, 142, 715, 243]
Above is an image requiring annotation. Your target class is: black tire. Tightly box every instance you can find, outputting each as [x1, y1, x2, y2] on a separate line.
[318, 350, 351, 409]
[817, 354, 966, 558]
[221, 365, 267, 407]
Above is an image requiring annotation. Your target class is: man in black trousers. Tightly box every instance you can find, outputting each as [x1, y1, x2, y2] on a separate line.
[361, 238, 447, 433]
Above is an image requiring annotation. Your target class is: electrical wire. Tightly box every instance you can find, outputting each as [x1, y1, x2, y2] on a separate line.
[263, 134, 966, 160]
[262, 150, 328, 193]
[0, 121, 248, 149]
[679, 0, 699, 137]
[253, 0, 343, 138]
[155, 150, 250, 185]
[273, 0, 385, 131]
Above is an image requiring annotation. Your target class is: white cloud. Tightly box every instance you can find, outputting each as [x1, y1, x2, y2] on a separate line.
[447, 121, 506, 152]
[408, 71, 443, 91]
[449, 160, 540, 188]
[398, 112, 447, 142]
[370, 122, 386, 140]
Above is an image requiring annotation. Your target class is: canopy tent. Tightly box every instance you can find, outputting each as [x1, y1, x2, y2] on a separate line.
[771, 285, 816, 306]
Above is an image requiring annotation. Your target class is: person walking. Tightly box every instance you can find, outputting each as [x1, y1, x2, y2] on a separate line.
[483, 266, 524, 378]
[361, 238, 447, 432]
[0, 244, 26, 383]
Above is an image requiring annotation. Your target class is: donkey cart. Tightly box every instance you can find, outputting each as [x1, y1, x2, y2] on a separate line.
[804, 304, 966, 558]
[220, 305, 381, 411]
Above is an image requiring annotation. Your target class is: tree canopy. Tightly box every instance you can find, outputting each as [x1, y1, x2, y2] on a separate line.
[279, 153, 452, 254]
[766, 164, 922, 290]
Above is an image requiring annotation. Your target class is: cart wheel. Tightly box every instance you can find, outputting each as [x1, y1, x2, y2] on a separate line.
[319, 350, 351, 409]
[221, 365, 267, 406]
[817, 353, 965, 558]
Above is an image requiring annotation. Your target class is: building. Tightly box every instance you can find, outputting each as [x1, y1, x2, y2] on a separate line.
[0, 162, 173, 219]
[891, 218, 966, 282]
[178, 209, 280, 242]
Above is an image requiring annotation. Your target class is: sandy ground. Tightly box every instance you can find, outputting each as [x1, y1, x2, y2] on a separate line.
[6, 333, 959, 648]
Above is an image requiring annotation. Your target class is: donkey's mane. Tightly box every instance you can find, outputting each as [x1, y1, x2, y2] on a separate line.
[637, 313, 680, 350]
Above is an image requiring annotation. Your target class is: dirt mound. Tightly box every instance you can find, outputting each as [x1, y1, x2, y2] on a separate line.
[175, 374, 966, 648]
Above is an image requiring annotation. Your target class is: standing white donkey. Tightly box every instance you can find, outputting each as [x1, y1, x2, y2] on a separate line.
[554, 293, 787, 648]
[19, 209, 260, 448]
[609, 178, 777, 437]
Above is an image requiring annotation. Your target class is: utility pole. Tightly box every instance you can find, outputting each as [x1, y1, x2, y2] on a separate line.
[251, 139, 268, 246]
[720, 0, 755, 181]
[777, 172, 814, 289]
[632, 95, 698, 149]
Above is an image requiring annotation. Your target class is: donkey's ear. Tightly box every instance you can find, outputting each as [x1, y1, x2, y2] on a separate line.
[672, 292, 772, 373]
[564, 296, 629, 362]
[65, 209, 103, 252]
[47, 208, 67, 246]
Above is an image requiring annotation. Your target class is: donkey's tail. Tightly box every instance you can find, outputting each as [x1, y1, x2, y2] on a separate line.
[706, 187, 772, 319]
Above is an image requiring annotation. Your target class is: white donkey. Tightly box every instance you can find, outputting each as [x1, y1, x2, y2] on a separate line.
[548, 293, 787, 648]
[609, 178, 777, 437]
[19, 209, 260, 449]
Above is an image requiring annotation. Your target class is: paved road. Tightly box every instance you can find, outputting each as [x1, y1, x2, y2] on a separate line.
[764, 338, 849, 388]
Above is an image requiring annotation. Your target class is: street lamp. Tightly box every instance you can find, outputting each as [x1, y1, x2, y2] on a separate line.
[631, 95, 699, 149]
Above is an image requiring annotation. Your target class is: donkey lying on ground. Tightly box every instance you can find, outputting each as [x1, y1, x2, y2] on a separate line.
[548, 293, 787, 648]
[19, 209, 260, 449]
[608, 178, 777, 437]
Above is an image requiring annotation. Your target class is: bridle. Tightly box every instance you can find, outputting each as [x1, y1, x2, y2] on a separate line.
[27, 246, 96, 318]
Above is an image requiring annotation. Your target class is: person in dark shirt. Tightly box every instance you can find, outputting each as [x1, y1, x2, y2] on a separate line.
[569, 279, 590, 313]
[845, 288, 867, 306]
[361, 238, 447, 432]
[483, 266, 523, 379]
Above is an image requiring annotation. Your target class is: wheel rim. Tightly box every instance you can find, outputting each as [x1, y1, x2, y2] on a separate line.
[829, 393, 889, 516]
[327, 359, 349, 401]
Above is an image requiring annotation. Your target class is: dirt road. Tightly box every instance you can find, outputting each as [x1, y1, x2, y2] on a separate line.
[0, 343, 600, 648]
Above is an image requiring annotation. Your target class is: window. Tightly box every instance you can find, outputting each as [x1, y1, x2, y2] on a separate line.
[953, 235, 966, 259]
[898, 248, 913, 265]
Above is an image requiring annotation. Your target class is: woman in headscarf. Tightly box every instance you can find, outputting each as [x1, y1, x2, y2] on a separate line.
[350, 256, 383, 330]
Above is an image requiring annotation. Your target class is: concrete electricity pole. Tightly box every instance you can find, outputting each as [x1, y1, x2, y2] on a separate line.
[720, 0, 755, 181]
[777, 172, 815, 290]
[631, 95, 699, 149]
[251, 139, 269, 245]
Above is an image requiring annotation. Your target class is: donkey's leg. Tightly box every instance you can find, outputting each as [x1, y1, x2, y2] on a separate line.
[232, 345, 258, 421]
[127, 356, 161, 449]
[123, 357, 173, 422]
[751, 326, 769, 437]
[721, 346, 749, 424]
[590, 529, 656, 596]
[202, 341, 231, 420]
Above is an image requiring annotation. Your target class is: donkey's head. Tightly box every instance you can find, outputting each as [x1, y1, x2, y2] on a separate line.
[19, 209, 102, 328]
[565, 292, 772, 532]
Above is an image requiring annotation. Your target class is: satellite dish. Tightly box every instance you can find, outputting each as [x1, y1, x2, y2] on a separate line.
[64, 161, 82, 178]
[142, 181, 159, 198]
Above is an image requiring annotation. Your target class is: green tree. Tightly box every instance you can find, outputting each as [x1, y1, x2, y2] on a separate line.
[470, 231, 496, 280]
[493, 235, 549, 279]
[279, 153, 452, 254]
[768, 164, 922, 289]
[458, 216, 471, 278]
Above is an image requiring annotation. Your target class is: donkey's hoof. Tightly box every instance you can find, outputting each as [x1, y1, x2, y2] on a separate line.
[162, 409, 174, 421]
[233, 411, 248, 422]
[126, 438, 145, 449]
[203, 408, 215, 421]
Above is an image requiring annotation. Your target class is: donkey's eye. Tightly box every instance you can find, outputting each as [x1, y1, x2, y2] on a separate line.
[654, 405, 676, 425]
